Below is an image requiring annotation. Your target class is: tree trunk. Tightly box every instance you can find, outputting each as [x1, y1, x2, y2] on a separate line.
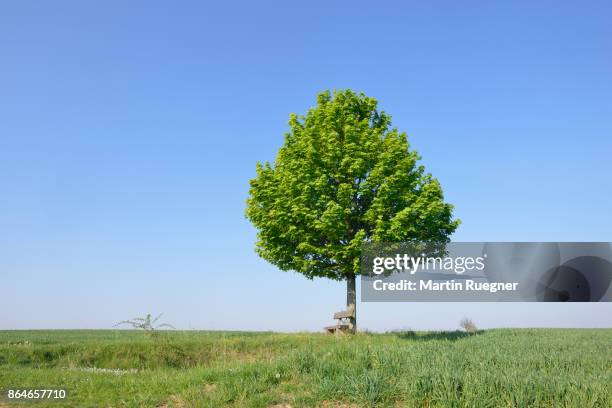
[346, 274, 357, 333]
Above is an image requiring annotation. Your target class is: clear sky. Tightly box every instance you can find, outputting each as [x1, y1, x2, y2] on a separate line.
[1, 1, 611, 331]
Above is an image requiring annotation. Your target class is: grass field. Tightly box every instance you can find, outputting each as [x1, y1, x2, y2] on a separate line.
[0, 329, 610, 407]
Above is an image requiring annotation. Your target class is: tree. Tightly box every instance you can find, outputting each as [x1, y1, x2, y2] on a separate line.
[246, 90, 459, 332]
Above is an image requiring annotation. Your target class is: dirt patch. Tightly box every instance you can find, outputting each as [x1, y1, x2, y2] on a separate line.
[321, 401, 359, 408]
[156, 395, 187, 408]
[203, 383, 217, 395]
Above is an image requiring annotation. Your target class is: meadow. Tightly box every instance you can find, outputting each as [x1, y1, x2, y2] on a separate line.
[0, 329, 610, 407]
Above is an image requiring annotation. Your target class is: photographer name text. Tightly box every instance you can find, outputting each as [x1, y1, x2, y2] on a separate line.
[372, 279, 519, 293]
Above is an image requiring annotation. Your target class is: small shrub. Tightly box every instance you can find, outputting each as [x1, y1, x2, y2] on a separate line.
[459, 317, 478, 333]
[113, 313, 174, 336]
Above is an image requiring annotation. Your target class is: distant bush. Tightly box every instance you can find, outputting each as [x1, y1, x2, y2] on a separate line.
[459, 317, 478, 333]
[113, 313, 174, 336]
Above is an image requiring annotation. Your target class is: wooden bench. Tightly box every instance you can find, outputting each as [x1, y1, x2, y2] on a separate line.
[324, 305, 355, 335]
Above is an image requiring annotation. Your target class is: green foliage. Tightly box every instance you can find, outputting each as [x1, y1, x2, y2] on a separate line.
[246, 89, 459, 280]
[1, 329, 610, 407]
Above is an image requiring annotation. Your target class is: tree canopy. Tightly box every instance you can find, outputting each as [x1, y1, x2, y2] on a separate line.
[246, 90, 459, 282]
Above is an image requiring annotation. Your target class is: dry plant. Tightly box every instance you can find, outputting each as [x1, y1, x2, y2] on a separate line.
[459, 317, 478, 333]
[114, 313, 174, 335]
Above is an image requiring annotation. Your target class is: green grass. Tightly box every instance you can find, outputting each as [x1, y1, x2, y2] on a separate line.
[0, 329, 610, 407]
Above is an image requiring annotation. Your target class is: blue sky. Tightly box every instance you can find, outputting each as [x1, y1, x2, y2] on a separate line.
[1, 1, 611, 330]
